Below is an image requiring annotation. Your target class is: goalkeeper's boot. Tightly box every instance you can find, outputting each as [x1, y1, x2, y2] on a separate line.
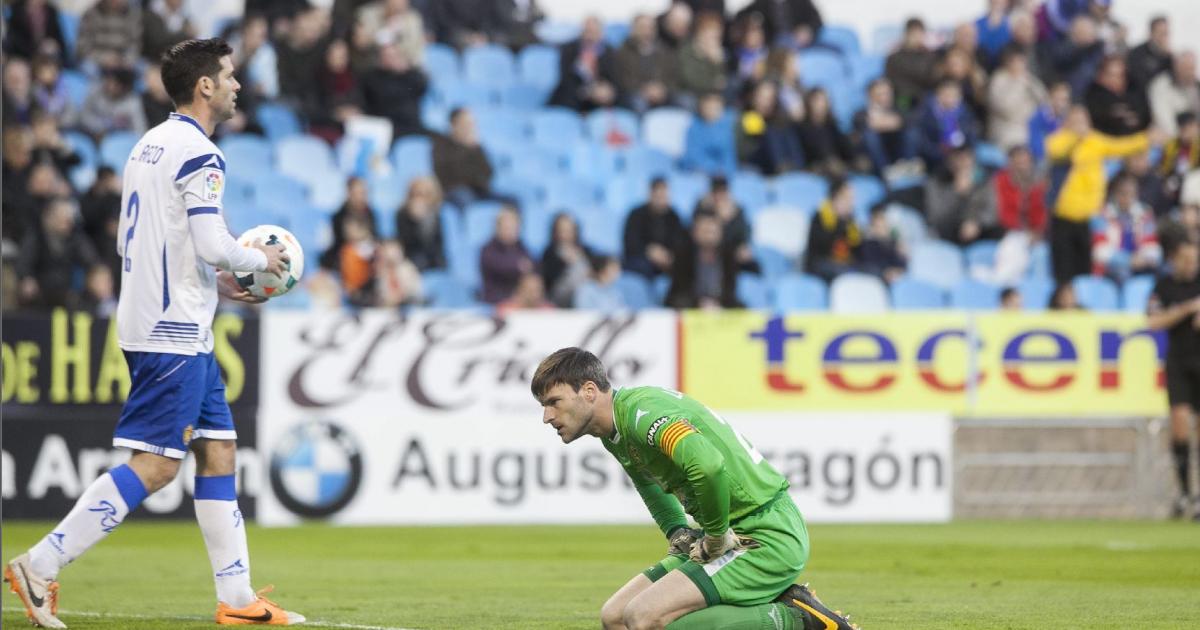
[215, 585, 306, 625]
[776, 582, 859, 630]
[4, 552, 66, 628]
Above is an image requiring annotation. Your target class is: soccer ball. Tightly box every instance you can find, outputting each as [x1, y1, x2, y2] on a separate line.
[234, 224, 304, 298]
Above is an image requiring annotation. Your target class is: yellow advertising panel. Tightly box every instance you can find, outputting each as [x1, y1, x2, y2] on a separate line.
[681, 311, 1165, 416]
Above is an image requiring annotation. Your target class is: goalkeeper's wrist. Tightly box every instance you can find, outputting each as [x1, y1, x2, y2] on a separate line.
[665, 523, 690, 538]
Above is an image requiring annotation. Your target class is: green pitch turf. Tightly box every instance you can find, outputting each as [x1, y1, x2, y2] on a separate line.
[3, 520, 1199, 629]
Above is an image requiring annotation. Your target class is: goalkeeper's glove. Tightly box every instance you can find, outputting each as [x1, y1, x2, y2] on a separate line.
[667, 527, 702, 556]
[689, 528, 756, 563]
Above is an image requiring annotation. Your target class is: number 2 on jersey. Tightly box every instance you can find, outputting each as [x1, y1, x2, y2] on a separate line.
[123, 191, 139, 272]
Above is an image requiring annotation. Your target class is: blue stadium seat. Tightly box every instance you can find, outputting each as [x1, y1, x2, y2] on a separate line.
[565, 142, 622, 182]
[435, 80, 495, 108]
[518, 45, 560, 92]
[773, 273, 828, 311]
[951, 279, 1001, 310]
[668, 172, 710, 222]
[653, 275, 671, 304]
[455, 201, 506, 288]
[817, 25, 861, 57]
[736, 273, 772, 309]
[391, 135, 433, 180]
[534, 20, 581, 45]
[1122, 274, 1155, 313]
[1017, 277, 1055, 309]
[1027, 240, 1051, 279]
[254, 173, 309, 214]
[541, 177, 600, 210]
[1072, 275, 1119, 311]
[885, 204, 929, 248]
[307, 169, 348, 212]
[99, 131, 140, 171]
[439, 204, 465, 269]
[731, 172, 769, 218]
[509, 148, 564, 181]
[798, 49, 846, 90]
[463, 45, 516, 87]
[60, 69, 90, 108]
[850, 54, 886, 89]
[975, 142, 1007, 169]
[770, 173, 827, 210]
[421, 102, 449, 133]
[474, 107, 530, 147]
[871, 24, 903, 54]
[641, 108, 693, 159]
[891, 276, 946, 309]
[275, 135, 337, 185]
[59, 11, 80, 63]
[751, 206, 810, 260]
[65, 131, 97, 168]
[601, 175, 648, 217]
[849, 174, 886, 214]
[532, 107, 584, 147]
[424, 43, 460, 84]
[620, 145, 673, 177]
[256, 103, 302, 140]
[573, 206, 623, 255]
[754, 246, 792, 280]
[615, 273, 655, 310]
[830, 273, 889, 313]
[909, 240, 965, 291]
[423, 270, 476, 308]
[492, 172, 540, 210]
[604, 22, 630, 46]
[965, 240, 1000, 270]
[498, 83, 549, 108]
[368, 175, 407, 217]
[219, 134, 272, 170]
[586, 108, 640, 145]
[520, 204, 554, 254]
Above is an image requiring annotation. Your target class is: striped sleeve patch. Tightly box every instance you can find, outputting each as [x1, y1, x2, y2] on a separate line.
[657, 420, 697, 458]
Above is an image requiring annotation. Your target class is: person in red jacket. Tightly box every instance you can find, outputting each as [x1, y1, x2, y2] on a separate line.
[987, 145, 1048, 284]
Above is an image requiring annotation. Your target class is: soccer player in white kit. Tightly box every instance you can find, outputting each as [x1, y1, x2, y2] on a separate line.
[4, 39, 304, 627]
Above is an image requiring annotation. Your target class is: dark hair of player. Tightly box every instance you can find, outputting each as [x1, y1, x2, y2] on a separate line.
[161, 38, 233, 107]
[531, 347, 612, 401]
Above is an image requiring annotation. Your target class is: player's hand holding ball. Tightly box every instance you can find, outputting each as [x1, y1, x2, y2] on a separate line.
[253, 237, 291, 278]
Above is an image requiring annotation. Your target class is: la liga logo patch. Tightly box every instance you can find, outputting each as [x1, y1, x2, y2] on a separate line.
[205, 170, 223, 200]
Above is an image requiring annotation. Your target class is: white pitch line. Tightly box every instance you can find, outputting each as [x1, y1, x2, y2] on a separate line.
[2, 607, 420, 630]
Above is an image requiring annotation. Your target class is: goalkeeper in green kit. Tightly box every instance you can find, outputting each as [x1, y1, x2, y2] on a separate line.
[531, 348, 858, 630]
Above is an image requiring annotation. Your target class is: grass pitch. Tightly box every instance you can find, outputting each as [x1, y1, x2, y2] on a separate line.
[3, 520, 1198, 629]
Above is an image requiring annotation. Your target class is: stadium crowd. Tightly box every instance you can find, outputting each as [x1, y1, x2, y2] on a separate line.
[2, 0, 1199, 313]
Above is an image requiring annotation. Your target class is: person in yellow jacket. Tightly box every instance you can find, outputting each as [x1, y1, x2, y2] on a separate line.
[1044, 105, 1164, 284]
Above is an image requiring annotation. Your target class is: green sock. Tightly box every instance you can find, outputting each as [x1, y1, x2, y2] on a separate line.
[665, 602, 796, 630]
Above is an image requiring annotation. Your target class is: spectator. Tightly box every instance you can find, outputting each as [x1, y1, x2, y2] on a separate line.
[987, 47, 1048, 151]
[230, 14, 279, 101]
[1028, 80, 1072, 162]
[358, 0, 426, 65]
[2, 127, 39, 249]
[76, 0, 142, 70]
[991, 146, 1048, 283]
[277, 7, 330, 124]
[495, 0, 545, 50]
[657, 2, 694, 53]
[1159, 113, 1200, 211]
[1148, 52, 1200, 137]
[80, 66, 146, 138]
[29, 111, 81, 180]
[682, 92, 737, 176]
[611, 14, 679, 112]
[142, 0, 195, 62]
[80, 265, 118, 318]
[496, 273, 554, 316]
[1049, 282, 1082, 310]
[1043, 15, 1103, 98]
[803, 178, 861, 282]
[885, 18, 939, 113]
[1045, 105, 1157, 284]
[666, 211, 742, 309]
[737, 80, 804, 174]
[860, 204, 906, 282]
[797, 87, 855, 177]
[1120, 152, 1172, 218]
[142, 64, 174, 128]
[347, 18, 380, 76]
[540, 213, 595, 308]
[5, 0, 67, 62]
[339, 214, 378, 306]
[395, 176, 447, 271]
[623, 177, 688, 278]
[730, 13, 769, 87]
[322, 177, 379, 270]
[79, 166, 123, 284]
[925, 146, 999, 245]
[17, 197, 99, 310]
[430, 0, 506, 49]
[1008, 11, 1044, 79]
[1000, 286, 1023, 310]
[372, 239, 424, 307]
[315, 39, 367, 141]
[976, 0, 1013, 70]
[549, 16, 618, 112]
[1127, 16, 1172, 94]
[1084, 55, 1150, 137]
[693, 175, 756, 270]
[916, 79, 980, 170]
[1091, 173, 1161, 280]
[30, 55, 76, 128]
[736, 0, 822, 49]
[574, 255, 627, 312]
[3, 58, 35, 126]
[433, 107, 495, 209]
[677, 13, 727, 105]
[940, 28, 989, 121]
[855, 78, 917, 176]
[763, 47, 805, 123]
[480, 205, 534, 304]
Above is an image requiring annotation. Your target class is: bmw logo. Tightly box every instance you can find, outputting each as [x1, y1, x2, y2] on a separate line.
[269, 421, 363, 518]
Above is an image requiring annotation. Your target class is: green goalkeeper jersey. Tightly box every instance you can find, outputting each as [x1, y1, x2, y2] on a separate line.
[603, 386, 789, 537]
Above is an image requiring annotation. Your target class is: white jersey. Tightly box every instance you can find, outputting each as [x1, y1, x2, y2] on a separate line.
[115, 112, 240, 355]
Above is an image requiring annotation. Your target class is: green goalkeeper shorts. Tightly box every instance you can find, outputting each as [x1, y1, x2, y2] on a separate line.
[641, 492, 810, 607]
